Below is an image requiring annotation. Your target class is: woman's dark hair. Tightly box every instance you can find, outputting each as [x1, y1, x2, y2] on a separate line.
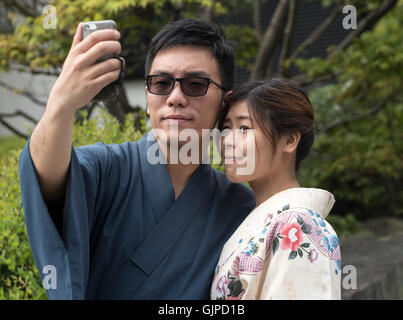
[145, 18, 235, 91]
[217, 78, 315, 171]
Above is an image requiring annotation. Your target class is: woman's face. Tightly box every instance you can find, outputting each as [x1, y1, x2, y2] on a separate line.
[221, 100, 276, 184]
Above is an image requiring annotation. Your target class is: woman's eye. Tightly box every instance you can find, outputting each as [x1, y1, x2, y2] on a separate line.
[240, 126, 250, 131]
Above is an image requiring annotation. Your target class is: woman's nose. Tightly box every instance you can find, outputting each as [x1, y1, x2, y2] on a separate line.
[222, 130, 236, 156]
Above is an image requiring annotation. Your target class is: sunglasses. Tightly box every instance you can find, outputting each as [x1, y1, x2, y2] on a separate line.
[145, 75, 227, 97]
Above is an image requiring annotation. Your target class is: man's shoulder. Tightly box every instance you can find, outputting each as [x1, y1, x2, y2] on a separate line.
[74, 132, 150, 160]
[74, 139, 141, 163]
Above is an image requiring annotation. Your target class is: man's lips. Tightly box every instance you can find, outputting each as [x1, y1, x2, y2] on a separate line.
[162, 114, 192, 122]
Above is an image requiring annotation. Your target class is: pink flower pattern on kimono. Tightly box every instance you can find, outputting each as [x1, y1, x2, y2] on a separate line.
[279, 222, 303, 251]
[309, 248, 318, 263]
[211, 189, 341, 300]
[215, 274, 231, 298]
[215, 257, 246, 300]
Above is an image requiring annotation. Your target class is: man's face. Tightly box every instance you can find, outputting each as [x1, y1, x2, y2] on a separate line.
[146, 46, 224, 150]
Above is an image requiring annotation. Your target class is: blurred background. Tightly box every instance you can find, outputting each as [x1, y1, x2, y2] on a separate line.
[0, 0, 402, 299]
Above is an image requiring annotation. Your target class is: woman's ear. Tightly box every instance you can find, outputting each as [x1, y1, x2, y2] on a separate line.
[282, 132, 301, 154]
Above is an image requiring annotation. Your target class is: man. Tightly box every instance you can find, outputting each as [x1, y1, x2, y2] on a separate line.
[19, 18, 255, 299]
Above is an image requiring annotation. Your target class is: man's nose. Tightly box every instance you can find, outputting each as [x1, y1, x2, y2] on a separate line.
[166, 81, 188, 107]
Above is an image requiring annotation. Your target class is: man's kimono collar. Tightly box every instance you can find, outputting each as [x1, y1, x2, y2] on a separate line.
[137, 130, 215, 220]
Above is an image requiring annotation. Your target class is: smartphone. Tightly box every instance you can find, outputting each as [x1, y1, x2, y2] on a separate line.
[81, 20, 121, 101]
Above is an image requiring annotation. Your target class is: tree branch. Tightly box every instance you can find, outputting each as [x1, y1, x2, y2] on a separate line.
[253, 0, 262, 42]
[319, 93, 394, 135]
[329, 0, 398, 58]
[288, 4, 342, 64]
[0, 117, 29, 138]
[294, 0, 398, 88]
[0, 110, 38, 124]
[250, 0, 290, 80]
[0, 109, 39, 139]
[6, 65, 61, 77]
[3, 0, 40, 17]
[203, 0, 216, 23]
[0, 80, 47, 106]
[279, 0, 298, 77]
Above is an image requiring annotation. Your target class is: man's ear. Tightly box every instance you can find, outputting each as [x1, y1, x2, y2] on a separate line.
[221, 90, 232, 107]
[224, 90, 233, 99]
[282, 132, 301, 154]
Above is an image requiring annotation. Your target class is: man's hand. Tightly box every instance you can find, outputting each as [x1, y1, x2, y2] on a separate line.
[47, 23, 122, 116]
[28, 23, 123, 203]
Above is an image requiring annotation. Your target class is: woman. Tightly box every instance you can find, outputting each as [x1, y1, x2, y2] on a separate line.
[211, 79, 341, 300]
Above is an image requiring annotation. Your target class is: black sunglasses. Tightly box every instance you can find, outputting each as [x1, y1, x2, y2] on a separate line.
[145, 75, 227, 97]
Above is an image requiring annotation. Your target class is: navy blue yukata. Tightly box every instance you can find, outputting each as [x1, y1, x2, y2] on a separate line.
[19, 131, 255, 299]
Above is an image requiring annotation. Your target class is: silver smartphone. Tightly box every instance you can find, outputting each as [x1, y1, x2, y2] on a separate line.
[81, 20, 121, 101]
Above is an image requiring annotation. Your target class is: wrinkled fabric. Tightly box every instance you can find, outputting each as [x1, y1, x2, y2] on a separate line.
[19, 131, 255, 299]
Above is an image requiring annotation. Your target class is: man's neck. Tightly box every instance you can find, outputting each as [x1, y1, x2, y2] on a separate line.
[158, 139, 206, 200]
[166, 162, 201, 200]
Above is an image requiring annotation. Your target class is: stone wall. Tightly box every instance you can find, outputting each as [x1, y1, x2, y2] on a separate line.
[341, 218, 403, 299]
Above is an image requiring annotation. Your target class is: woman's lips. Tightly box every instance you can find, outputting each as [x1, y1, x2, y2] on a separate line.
[223, 156, 245, 164]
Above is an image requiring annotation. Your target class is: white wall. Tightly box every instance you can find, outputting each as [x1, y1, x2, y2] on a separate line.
[0, 70, 147, 137]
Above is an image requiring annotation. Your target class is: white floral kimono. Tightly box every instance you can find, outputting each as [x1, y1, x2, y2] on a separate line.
[211, 188, 341, 300]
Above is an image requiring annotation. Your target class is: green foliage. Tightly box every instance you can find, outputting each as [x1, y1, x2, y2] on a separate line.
[0, 0, 217, 74]
[296, 1, 403, 221]
[299, 87, 403, 220]
[296, 1, 403, 102]
[223, 25, 259, 70]
[0, 109, 146, 299]
[0, 136, 26, 160]
[0, 149, 47, 299]
[73, 108, 148, 146]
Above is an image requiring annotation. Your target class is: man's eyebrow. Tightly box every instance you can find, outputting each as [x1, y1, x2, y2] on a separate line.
[183, 70, 211, 78]
[149, 70, 172, 76]
[149, 70, 212, 78]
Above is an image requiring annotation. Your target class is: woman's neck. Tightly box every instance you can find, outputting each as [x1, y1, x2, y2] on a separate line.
[250, 172, 300, 207]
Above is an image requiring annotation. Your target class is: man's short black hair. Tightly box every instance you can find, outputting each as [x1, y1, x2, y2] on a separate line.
[145, 18, 235, 91]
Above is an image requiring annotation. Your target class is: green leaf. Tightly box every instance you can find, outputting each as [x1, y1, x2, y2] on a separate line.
[273, 236, 279, 255]
[301, 243, 310, 248]
[298, 248, 303, 258]
[228, 280, 243, 297]
[288, 251, 298, 260]
[297, 215, 304, 225]
[301, 224, 312, 234]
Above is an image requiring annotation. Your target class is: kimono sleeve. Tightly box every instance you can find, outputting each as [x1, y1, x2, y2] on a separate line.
[19, 137, 112, 299]
[256, 210, 342, 300]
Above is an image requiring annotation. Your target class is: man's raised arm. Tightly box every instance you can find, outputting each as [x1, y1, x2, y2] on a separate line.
[29, 23, 122, 203]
